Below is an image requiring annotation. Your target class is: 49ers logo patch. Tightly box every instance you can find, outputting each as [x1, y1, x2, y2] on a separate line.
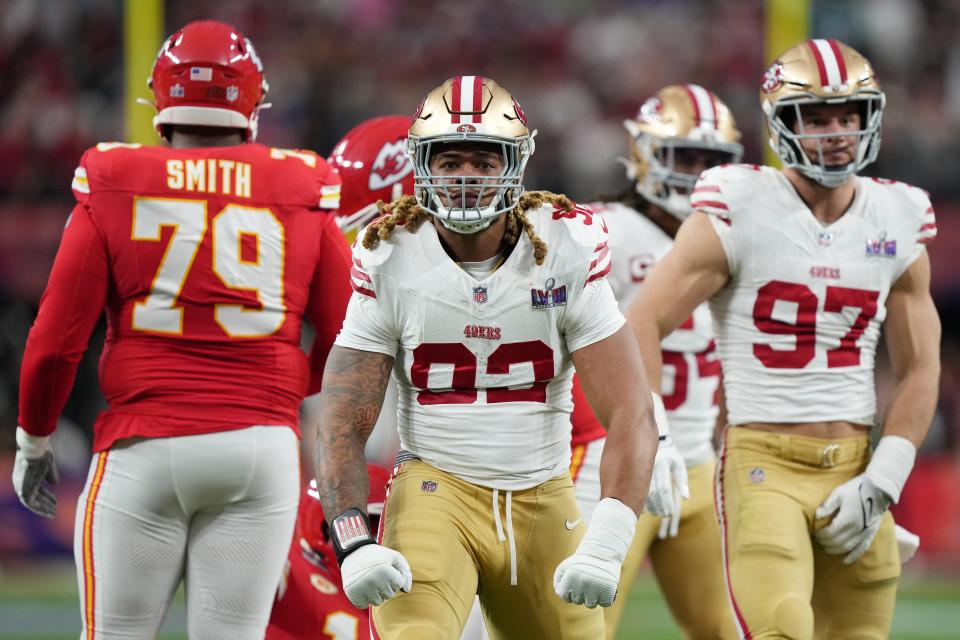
[369, 139, 413, 191]
[761, 61, 784, 93]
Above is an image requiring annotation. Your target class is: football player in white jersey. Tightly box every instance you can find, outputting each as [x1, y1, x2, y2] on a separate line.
[570, 84, 743, 639]
[628, 40, 940, 639]
[313, 76, 662, 640]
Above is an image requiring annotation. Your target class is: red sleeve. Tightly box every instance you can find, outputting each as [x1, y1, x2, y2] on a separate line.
[18, 205, 110, 436]
[305, 215, 353, 395]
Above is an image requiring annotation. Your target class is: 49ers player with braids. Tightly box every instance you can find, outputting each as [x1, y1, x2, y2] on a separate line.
[628, 40, 939, 638]
[313, 76, 661, 639]
[571, 84, 743, 640]
[13, 20, 352, 638]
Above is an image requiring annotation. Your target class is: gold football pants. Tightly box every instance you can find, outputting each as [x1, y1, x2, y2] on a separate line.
[372, 459, 604, 640]
[717, 427, 900, 639]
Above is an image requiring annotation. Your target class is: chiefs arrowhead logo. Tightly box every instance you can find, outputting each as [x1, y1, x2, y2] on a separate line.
[369, 139, 413, 191]
[310, 572, 339, 595]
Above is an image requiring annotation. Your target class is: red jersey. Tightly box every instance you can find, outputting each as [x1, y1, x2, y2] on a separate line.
[18, 142, 352, 451]
[266, 539, 368, 640]
[267, 467, 388, 640]
[570, 374, 606, 446]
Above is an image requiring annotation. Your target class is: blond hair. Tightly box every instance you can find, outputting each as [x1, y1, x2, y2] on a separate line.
[361, 191, 574, 266]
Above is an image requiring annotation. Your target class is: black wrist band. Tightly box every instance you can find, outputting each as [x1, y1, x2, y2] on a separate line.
[330, 507, 376, 566]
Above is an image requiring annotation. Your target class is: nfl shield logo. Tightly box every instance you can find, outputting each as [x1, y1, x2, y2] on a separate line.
[473, 286, 487, 304]
[421, 480, 437, 493]
[226, 85, 239, 102]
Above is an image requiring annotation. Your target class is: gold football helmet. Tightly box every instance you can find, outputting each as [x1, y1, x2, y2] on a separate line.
[408, 76, 534, 233]
[623, 84, 743, 220]
[761, 39, 884, 187]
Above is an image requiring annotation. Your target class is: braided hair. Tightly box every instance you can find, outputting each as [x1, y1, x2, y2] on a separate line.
[361, 191, 573, 266]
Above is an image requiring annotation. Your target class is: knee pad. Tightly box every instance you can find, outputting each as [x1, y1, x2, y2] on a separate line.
[770, 595, 814, 640]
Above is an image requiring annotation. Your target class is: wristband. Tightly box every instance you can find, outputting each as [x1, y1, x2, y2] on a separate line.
[865, 435, 916, 504]
[577, 497, 638, 564]
[330, 507, 376, 566]
[16, 427, 50, 459]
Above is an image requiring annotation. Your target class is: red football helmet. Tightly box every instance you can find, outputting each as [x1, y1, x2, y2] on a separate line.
[149, 20, 269, 142]
[327, 116, 414, 239]
[298, 464, 391, 560]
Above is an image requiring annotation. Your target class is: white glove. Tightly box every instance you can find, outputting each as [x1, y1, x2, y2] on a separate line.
[894, 524, 920, 563]
[643, 393, 689, 522]
[12, 427, 59, 518]
[657, 491, 682, 539]
[554, 497, 636, 608]
[340, 543, 413, 609]
[815, 436, 916, 565]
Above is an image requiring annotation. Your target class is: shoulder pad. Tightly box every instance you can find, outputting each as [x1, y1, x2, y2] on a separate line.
[534, 199, 611, 283]
[866, 178, 936, 246]
[266, 147, 341, 210]
[540, 200, 609, 247]
[692, 163, 767, 226]
[71, 142, 145, 203]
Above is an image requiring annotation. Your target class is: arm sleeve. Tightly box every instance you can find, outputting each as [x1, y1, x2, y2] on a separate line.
[18, 206, 110, 436]
[564, 279, 625, 353]
[306, 214, 354, 395]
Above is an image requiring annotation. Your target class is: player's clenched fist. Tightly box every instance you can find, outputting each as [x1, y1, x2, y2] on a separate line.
[331, 507, 412, 608]
[554, 498, 637, 608]
[341, 543, 413, 608]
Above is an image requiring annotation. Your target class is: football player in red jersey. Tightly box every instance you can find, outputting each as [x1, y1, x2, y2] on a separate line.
[328, 115, 415, 244]
[13, 20, 352, 639]
[267, 464, 391, 640]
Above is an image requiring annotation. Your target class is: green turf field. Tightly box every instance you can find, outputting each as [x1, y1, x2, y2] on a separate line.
[1, 561, 958, 638]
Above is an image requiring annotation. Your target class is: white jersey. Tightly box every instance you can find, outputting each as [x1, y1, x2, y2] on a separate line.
[595, 202, 720, 466]
[695, 165, 936, 425]
[336, 202, 624, 491]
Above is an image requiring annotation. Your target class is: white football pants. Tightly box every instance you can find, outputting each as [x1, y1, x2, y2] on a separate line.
[74, 426, 299, 639]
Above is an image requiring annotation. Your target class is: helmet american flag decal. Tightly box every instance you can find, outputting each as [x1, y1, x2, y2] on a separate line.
[450, 75, 485, 123]
[807, 39, 848, 87]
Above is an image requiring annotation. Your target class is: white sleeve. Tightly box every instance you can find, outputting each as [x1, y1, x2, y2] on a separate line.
[334, 292, 399, 357]
[563, 279, 625, 353]
[693, 168, 739, 276]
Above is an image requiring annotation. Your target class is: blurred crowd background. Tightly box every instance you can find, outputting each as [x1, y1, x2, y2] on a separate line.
[1, 0, 959, 566]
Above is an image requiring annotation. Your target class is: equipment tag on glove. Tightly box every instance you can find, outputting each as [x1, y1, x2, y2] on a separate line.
[331, 507, 376, 566]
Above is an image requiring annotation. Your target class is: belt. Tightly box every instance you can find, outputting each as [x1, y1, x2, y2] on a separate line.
[763, 434, 870, 468]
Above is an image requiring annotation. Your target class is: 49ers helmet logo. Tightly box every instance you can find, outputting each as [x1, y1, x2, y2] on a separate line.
[512, 98, 528, 125]
[369, 139, 413, 190]
[638, 96, 663, 122]
[456, 124, 476, 133]
[761, 61, 784, 93]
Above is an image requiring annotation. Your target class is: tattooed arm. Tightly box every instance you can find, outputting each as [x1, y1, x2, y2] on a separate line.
[314, 344, 412, 607]
[313, 345, 394, 521]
